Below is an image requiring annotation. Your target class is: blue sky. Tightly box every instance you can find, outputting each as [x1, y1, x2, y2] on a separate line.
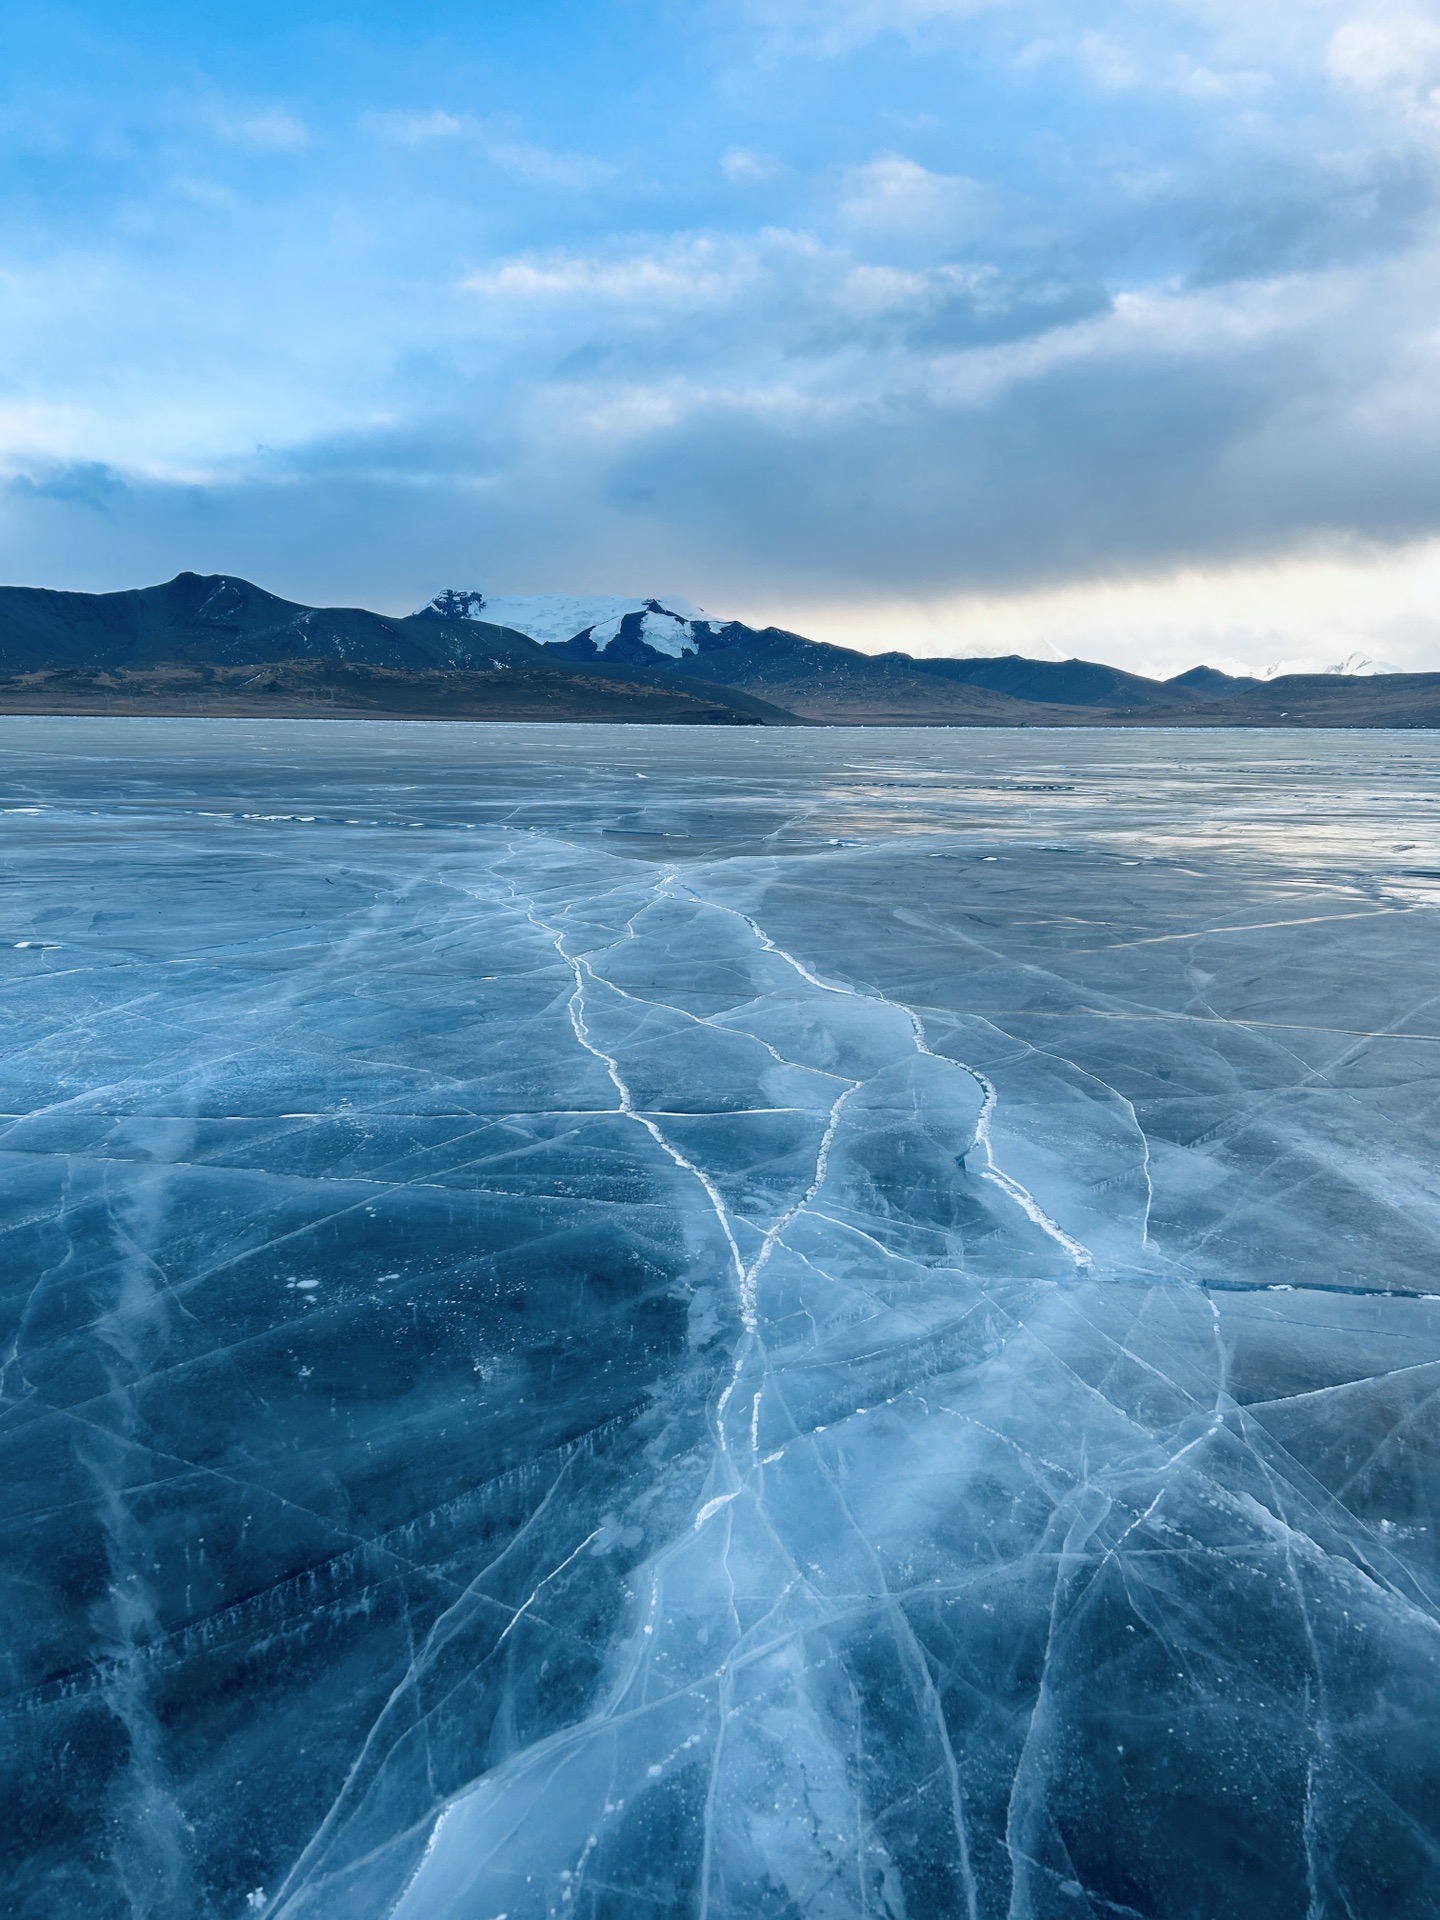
[4, 0, 1440, 670]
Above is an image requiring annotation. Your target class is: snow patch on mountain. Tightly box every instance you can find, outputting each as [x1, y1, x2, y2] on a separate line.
[417, 588, 709, 650]
[584, 606, 701, 659]
[1261, 650, 1403, 679]
[1325, 650, 1402, 676]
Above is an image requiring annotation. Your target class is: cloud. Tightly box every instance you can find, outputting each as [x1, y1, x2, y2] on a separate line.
[212, 108, 311, 152]
[366, 109, 613, 186]
[368, 107, 474, 145]
[9, 190, 1440, 617]
[839, 153, 985, 232]
[11, 228, 1438, 609]
[721, 147, 786, 184]
[484, 141, 615, 190]
[460, 234, 797, 309]
[740, 0, 1006, 56]
[744, 0, 1424, 96]
[550, 241, 1440, 595]
[837, 260, 997, 316]
[454, 224, 1031, 349]
[1329, 14, 1440, 123]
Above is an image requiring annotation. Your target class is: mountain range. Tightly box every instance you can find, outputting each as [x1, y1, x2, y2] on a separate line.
[1, 571, 1437, 728]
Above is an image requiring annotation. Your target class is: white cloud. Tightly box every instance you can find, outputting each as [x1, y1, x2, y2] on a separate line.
[742, 0, 1006, 55]
[366, 110, 612, 186]
[838, 259, 996, 314]
[747, 0, 1398, 94]
[484, 141, 614, 189]
[214, 108, 310, 152]
[367, 107, 474, 145]
[1328, 14, 1440, 121]
[839, 153, 984, 232]
[1178, 63, 1272, 99]
[721, 147, 785, 184]
[461, 231, 819, 308]
[463, 251, 712, 306]
[1070, 29, 1143, 90]
[0, 398, 98, 473]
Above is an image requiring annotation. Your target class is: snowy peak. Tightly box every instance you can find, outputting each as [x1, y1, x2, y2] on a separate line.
[1260, 650, 1402, 679]
[1325, 651, 1401, 677]
[581, 601, 701, 660]
[415, 585, 1419, 693]
[415, 587, 710, 653]
[420, 588, 489, 625]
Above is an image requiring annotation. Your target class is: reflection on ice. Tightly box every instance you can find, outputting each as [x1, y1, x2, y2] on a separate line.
[1, 721, 1438, 1920]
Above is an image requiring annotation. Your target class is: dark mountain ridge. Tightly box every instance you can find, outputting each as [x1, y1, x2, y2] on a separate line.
[500, 603, 1440, 725]
[1167, 664, 1263, 695]
[0, 572, 539, 674]
[0, 574, 792, 725]
[528, 615, 1141, 721]
[3, 572, 1438, 727]
[906, 653, 1206, 709]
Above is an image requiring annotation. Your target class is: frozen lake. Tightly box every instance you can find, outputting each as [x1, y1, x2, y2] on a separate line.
[3, 719, 1439, 1920]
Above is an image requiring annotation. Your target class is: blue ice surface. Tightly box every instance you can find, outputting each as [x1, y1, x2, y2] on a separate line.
[2, 718, 1439, 1920]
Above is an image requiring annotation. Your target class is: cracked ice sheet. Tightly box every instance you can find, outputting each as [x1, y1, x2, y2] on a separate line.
[0, 721, 1438, 1920]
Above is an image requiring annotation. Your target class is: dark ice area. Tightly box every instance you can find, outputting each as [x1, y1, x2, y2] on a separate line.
[2, 718, 1439, 1920]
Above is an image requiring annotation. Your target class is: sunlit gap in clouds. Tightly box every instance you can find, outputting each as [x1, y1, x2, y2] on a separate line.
[757, 538, 1440, 679]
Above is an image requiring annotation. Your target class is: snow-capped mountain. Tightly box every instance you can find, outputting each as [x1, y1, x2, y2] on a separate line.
[4, 571, 1439, 726]
[1324, 651, 1401, 677]
[411, 583, 1438, 722]
[1260, 651, 1402, 679]
[417, 589, 712, 658]
[583, 603, 702, 660]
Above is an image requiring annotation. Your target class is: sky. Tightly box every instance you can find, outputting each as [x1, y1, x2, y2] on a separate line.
[3, 0, 1440, 674]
